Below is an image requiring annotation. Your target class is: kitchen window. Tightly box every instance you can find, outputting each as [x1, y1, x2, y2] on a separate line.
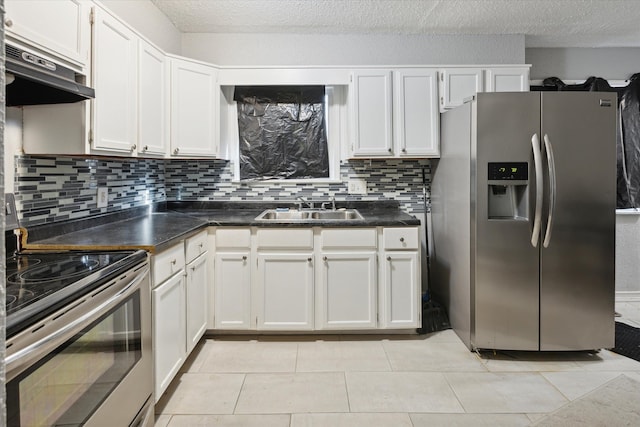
[227, 85, 343, 182]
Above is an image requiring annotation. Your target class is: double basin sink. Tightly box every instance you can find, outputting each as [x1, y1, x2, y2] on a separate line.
[255, 209, 364, 222]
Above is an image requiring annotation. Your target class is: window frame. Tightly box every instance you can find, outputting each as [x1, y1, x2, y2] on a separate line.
[224, 85, 345, 184]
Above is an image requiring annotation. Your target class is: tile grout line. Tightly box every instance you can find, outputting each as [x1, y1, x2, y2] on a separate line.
[231, 373, 248, 415]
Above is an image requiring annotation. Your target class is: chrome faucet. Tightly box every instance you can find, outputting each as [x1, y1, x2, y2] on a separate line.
[296, 196, 314, 210]
[321, 196, 336, 211]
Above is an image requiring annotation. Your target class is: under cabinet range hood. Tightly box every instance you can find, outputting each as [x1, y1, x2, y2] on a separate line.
[5, 43, 95, 106]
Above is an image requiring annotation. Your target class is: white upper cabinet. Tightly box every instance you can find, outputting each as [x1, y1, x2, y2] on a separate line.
[350, 68, 439, 158]
[485, 67, 530, 92]
[350, 69, 394, 156]
[138, 39, 169, 156]
[439, 68, 483, 111]
[91, 6, 138, 154]
[170, 57, 220, 158]
[5, 0, 91, 69]
[393, 69, 439, 157]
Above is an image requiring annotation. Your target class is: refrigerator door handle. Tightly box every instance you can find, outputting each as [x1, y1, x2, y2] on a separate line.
[543, 134, 557, 248]
[531, 133, 543, 247]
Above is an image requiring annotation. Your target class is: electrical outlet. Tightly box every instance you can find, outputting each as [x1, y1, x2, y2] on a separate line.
[97, 187, 108, 208]
[348, 179, 367, 195]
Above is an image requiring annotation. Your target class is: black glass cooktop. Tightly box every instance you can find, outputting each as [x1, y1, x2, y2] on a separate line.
[5, 250, 147, 338]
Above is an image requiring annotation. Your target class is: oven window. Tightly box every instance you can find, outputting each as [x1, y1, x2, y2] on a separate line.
[7, 291, 142, 427]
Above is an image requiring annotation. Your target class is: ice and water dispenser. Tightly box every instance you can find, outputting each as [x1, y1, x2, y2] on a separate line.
[487, 162, 529, 220]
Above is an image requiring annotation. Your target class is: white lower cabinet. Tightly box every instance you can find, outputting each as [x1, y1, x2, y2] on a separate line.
[152, 231, 209, 402]
[214, 250, 251, 329]
[379, 228, 421, 328]
[209, 225, 420, 332]
[256, 253, 315, 331]
[152, 270, 186, 401]
[186, 252, 208, 353]
[318, 252, 377, 329]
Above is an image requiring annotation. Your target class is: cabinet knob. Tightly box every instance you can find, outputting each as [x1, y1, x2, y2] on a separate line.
[199, 243, 204, 248]
[400, 237, 405, 242]
[388, 148, 392, 153]
[242, 256, 247, 261]
[174, 148, 180, 155]
[402, 148, 407, 153]
[142, 145, 149, 152]
[307, 257, 312, 262]
[171, 259, 177, 265]
[130, 144, 137, 152]
[5, 18, 13, 27]
[323, 256, 328, 261]
[387, 256, 392, 261]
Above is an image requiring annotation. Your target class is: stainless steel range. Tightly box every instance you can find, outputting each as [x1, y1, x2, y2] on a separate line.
[4, 202, 153, 426]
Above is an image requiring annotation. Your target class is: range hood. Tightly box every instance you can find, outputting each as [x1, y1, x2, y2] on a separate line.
[5, 43, 95, 107]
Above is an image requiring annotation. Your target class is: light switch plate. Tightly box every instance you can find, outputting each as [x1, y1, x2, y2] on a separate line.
[348, 179, 367, 195]
[97, 187, 108, 208]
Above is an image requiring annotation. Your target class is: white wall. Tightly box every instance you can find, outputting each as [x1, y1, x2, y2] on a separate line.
[99, 0, 181, 54]
[182, 33, 525, 66]
[527, 48, 640, 81]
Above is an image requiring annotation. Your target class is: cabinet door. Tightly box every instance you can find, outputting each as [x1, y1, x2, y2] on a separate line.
[186, 253, 208, 353]
[393, 69, 439, 157]
[440, 68, 483, 110]
[214, 251, 252, 329]
[256, 253, 314, 331]
[5, 0, 90, 68]
[170, 58, 219, 157]
[138, 39, 168, 156]
[380, 252, 420, 329]
[152, 271, 186, 401]
[317, 252, 377, 329]
[91, 7, 138, 154]
[350, 69, 393, 157]
[485, 67, 530, 92]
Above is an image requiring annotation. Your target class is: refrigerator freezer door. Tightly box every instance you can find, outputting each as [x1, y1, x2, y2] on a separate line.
[474, 92, 542, 350]
[539, 92, 616, 351]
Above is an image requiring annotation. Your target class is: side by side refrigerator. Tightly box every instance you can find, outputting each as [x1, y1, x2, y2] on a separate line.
[431, 92, 616, 351]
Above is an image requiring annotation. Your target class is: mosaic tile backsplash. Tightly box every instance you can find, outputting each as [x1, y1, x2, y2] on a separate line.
[13, 155, 431, 228]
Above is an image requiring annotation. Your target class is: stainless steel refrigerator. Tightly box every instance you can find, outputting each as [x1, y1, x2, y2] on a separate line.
[431, 92, 616, 351]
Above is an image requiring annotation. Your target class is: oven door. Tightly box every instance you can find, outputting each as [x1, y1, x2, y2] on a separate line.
[6, 262, 152, 427]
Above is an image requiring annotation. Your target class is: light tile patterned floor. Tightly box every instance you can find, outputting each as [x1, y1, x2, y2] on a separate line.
[155, 301, 640, 427]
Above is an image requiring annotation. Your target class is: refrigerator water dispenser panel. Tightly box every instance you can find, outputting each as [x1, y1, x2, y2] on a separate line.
[487, 162, 529, 220]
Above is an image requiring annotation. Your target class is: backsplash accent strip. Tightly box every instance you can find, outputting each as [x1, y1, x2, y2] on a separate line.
[13, 155, 431, 228]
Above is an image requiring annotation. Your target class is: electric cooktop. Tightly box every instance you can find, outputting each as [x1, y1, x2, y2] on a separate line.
[5, 250, 147, 339]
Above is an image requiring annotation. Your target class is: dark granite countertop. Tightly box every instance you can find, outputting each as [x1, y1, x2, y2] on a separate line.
[23, 201, 420, 253]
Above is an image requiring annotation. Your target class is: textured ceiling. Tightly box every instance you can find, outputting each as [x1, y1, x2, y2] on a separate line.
[150, 0, 640, 48]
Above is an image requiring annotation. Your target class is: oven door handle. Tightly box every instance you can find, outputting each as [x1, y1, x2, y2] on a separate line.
[6, 266, 149, 379]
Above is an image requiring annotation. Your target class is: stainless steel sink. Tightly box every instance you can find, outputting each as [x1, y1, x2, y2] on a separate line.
[255, 210, 311, 220]
[310, 210, 364, 220]
[255, 209, 364, 221]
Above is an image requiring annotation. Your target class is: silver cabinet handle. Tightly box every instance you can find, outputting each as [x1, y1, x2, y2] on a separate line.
[5, 18, 13, 27]
[174, 148, 180, 155]
[130, 144, 137, 152]
[543, 134, 556, 248]
[531, 134, 543, 247]
[142, 145, 148, 152]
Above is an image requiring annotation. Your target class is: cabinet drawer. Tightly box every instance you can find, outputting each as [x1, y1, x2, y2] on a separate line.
[185, 230, 208, 262]
[216, 228, 251, 249]
[321, 228, 377, 249]
[153, 242, 185, 286]
[256, 228, 313, 249]
[383, 227, 419, 250]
